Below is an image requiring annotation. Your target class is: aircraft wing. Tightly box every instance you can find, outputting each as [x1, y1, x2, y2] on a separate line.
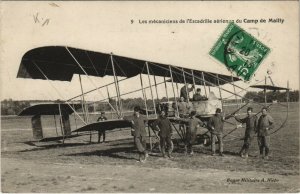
[18, 103, 82, 116]
[17, 46, 239, 85]
[250, 85, 289, 91]
[72, 119, 133, 133]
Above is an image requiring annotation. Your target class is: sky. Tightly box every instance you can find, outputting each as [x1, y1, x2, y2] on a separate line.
[0, 1, 299, 102]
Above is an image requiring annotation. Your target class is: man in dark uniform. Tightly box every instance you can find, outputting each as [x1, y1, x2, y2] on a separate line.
[234, 107, 257, 158]
[185, 111, 205, 155]
[208, 108, 231, 156]
[180, 83, 194, 101]
[257, 107, 274, 159]
[97, 112, 107, 143]
[124, 106, 149, 162]
[151, 110, 173, 158]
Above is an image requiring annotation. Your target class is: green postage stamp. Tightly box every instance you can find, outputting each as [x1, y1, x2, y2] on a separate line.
[209, 22, 270, 81]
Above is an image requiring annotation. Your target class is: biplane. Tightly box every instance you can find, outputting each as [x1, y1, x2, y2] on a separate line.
[17, 46, 290, 150]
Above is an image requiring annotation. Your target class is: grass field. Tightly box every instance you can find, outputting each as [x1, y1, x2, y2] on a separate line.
[1, 102, 299, 192]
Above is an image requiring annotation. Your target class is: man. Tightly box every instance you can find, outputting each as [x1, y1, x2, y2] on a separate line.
[180, 83, 194, 101]
[257, 107, 274, 159]
[124, 106, 149, 162]
[208, 108, 231, 156]
[178, 97, 190, 118]
[151, 110, 173, 158]
[193, 88, 208, 101]
[97, 112, 107, 143]
[185, 111, 205, 155]
[234, 107, 257, 158]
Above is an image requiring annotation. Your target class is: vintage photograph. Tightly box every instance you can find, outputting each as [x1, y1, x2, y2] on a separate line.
[1, 1, 299, 193]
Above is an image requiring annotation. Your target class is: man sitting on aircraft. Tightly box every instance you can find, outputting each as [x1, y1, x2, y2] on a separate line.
[193, 88, 208, 101]
[208, 108, 232, 157]
[124, 106, 149, 162]
[234, 107, 257, 158]
[151, 110, 173, 158]
[178, 97, 190, 118]
[180, 83, 194, 101]
[97, 111, 107, 143]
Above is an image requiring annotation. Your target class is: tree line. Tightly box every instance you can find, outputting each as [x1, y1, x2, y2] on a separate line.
[1, 90, 298, 115]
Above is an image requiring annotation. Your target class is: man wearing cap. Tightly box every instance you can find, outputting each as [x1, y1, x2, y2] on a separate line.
[193, 88, 208, 101]
[234, 107, 257, 158]
[151, 110, 174, 158]
[208, 108, 231, 156]
[97, 111, 107, 143]
[257, 107, 274, 159]
[124, 106, 149, 162]
[185, 111, 205, 155]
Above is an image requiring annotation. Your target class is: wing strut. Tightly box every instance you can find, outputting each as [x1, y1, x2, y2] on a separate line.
[182, 67, 189, 103]
[78, 74, 88, 123]
[169, 66, 179, 115]
[139, 73, 153, 150]
[201, 72, 208, 98]
[163, 77, 169, 102]
[153, 75, 160, 102]
[111, 54, 122, 117]
[191, 70, 196, 95]
[146, 62, 157, 116]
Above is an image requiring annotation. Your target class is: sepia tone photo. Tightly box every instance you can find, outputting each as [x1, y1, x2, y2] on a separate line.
[1, 1, 299, 193]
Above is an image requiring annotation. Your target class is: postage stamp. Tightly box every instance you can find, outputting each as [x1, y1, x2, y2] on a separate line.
[209, 22, 270, 81]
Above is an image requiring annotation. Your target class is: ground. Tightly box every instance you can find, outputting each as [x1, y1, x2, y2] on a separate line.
[1, 102, 299, 192]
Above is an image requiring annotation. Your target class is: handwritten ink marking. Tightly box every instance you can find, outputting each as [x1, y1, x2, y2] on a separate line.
[33, 13, 40, 23]
[33, 12, 50, 26]
[49, 2, 59, 7]
[42, 19, 50, 26]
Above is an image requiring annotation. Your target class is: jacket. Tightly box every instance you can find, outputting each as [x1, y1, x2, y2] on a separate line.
[235, 115, 257, 137]
[208, 114, 224, 134]
[151, 116, 173, 137]
[257, 114, 274, 136]
[124, 114, 147, 137]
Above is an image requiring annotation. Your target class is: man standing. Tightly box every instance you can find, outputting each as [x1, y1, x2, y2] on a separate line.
[185, 111, 205, 155]
[97, 111, 107, 143]
[208, 108, 230, 156]
[234, 107, 257, 158]
[151, 110, 173, 158]
[257, 107, 274, 159]
[180, 83, 194, 101]
[124, 106, 149, 162]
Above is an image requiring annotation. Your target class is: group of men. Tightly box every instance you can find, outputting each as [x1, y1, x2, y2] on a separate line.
[97, 83, 274, 162]
[123, 105, 274, 162]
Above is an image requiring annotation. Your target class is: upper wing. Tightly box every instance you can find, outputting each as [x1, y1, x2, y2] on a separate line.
[17, 46, 239, 85]
[18, 103, 82, 116]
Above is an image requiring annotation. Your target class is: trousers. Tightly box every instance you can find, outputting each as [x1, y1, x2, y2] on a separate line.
[240, 136, 253, 155]
[211, 133, 223, 153]
[160, 136, 172, 155]
[257, 136, 270, 156]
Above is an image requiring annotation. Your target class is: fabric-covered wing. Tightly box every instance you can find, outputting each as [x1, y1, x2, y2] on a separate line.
[73, 120, 133, 133]
[250, 85, 289, 91]
[17, 46, 239, 85]
[18, 103, 82, 116]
